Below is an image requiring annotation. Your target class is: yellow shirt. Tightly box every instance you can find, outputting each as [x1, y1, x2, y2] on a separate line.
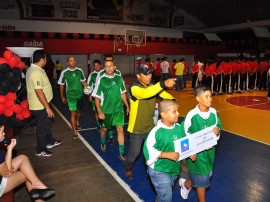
[26, 64, 53, 110]
[55, 63, 62, 71]
[174, 62, 185, 76]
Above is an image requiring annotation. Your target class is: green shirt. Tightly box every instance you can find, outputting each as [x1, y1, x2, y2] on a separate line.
[58, 67, 86, 98]
[183, 105, 222, 175]
[143, 120, 185, 176]
[87, 70, 99, 89]
[92, 74, 126, 114]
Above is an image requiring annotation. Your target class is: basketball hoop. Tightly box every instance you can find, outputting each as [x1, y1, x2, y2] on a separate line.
[132, 35, 141, 47]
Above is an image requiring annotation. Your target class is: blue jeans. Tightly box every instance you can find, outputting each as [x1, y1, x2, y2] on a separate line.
[148, 167, 177, 202]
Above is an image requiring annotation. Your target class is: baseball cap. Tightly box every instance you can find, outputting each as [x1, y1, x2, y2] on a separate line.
[137, 64, 153, 75]
[136, 57, 141, 60]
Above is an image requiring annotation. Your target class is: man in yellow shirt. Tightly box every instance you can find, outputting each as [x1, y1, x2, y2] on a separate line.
[26, 50, 61, 157]
[174, 58, 185, 92]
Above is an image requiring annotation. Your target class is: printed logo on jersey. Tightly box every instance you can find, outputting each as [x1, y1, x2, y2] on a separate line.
[111, 81, 116, 85]
[180, 139, 189, 153]
[37, 81, 40, 86]
[72, 73, 76, 77]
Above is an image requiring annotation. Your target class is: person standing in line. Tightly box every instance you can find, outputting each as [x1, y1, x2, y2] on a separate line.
[58, 56, 88, 140]
[135, 57, 142, 69]
[0, 123, 55, 201]
[174, 58, 185, 92]
[191, 59, 199, 89]
[153, 58, 161, 84]
[170, 59, 176, 78]
[55, 60, 62, 81]
[26, 50, 61, 157]
[160, 57, 170, 81]
[92, 60, 129, 161]
[179, 85, 222, 201]
[87, 59, 102, 129]
[143, 99, 189, 202]
[183, 58, 189, 88]
[267, 67, 270, 100]
[124, 64, 176, 179]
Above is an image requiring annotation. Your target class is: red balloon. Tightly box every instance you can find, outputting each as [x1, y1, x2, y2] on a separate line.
[21, 100, 29, 109]
[15, 55, 21, 62]
[3, 50, 13, 59]
[5, 100, 14, 109]
[0, 57, 8, 65]
[0, 95, 7, 103]
[0, 103, 4, 111]
[17, 61, 25, 69]
[6, 92, 16, 101]
[4, 108, 13, 117]
[22, 109, 31, 118]
[13, 104, 23, 113]
[16, 112, 24, 121]
[7, 57, 18, 69]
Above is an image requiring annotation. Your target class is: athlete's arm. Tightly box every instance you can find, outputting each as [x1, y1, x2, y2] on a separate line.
[121, 92, 129, 115]
[95, 97, 105, 120]
[59, 85, 67, 104]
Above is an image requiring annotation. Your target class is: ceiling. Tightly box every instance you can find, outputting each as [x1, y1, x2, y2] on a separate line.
[170, 0, 270, 34]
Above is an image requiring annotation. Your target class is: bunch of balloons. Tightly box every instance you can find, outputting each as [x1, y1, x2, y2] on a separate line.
[0, 50, 31, 127]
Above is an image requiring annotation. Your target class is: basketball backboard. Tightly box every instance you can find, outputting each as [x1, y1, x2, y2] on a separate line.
[125, 29, 146, 47]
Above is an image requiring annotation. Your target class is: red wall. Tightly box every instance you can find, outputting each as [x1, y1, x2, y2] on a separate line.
[0, 38, 227, 58]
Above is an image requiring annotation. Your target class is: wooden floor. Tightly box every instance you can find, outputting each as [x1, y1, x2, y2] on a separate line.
[12, 77, 270, 201]
[13, 109, 134, 202]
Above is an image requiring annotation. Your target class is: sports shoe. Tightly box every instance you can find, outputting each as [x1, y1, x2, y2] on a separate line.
[118, 153, 126, 161]
[46, 140, 61, 149]
[108, 137, 114, 145]
[125, 168, 133, 179]
[101, 143, 106, 152]
[36, 150, 53, 157]
[179, 178, 191, 199]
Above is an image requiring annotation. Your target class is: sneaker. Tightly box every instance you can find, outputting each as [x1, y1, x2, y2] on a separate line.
[36, 149, 53, 157]
[108, 137, 114, 145]
[118, 153, 126, 161]
[125, 168, 133, 179]
[46, 140, 61, 149]
[179, 178, 191, 199]
[101, 143, 106, 152]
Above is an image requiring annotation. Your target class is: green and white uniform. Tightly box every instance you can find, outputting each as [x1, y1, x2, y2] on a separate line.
[58, 67, 86, 111]
[183, 105, 222, 175]
[92, 73, 126, 129]
[95, 69, 122, 87]
[87, 70, 99, 111]
[143, 120, 185, 176]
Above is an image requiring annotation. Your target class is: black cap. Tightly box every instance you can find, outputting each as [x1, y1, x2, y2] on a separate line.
[137, 64, 153, 75]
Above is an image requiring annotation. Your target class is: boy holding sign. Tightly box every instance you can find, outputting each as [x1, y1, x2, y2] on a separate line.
[143, 100, 191, 202]
[180, 85, 222, 201]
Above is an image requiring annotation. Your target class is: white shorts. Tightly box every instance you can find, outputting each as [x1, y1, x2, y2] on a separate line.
[0, 177, 7, 197]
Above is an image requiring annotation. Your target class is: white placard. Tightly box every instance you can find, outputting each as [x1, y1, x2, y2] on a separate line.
[174, 125, 218, 161]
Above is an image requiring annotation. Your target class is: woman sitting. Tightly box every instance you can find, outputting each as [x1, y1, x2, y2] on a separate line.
[0, 122, 55, 201]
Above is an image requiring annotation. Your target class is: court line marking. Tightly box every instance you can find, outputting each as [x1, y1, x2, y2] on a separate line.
[217, 101, 270, 112]
[51, 104, 142, 202]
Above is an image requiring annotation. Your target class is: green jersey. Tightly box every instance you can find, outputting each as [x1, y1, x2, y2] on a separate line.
[183, 105, 222, 175]
[143, 120, 185, 176]
[92, 73, 126, 114]
[87, 70, 99, 90]
[58, 67, 86, 98]
[95, 69, 122, 86]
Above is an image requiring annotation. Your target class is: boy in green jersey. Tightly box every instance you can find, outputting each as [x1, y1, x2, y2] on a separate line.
[143, 99, 186, 202]
[92, 60, 129, 161]
[58, 56, 88, 139]
[180, 85, 222, 201]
